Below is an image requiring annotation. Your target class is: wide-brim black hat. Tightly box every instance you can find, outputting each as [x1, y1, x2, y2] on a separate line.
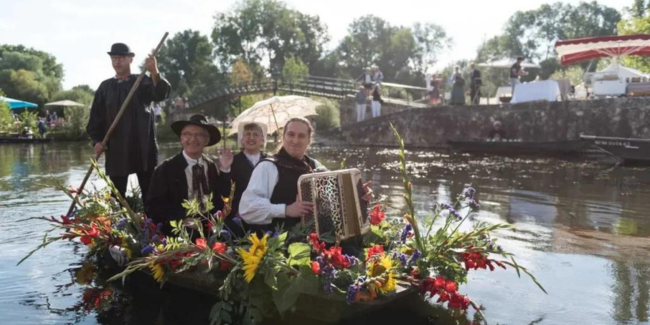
[107, 43, 135, 57]
[171, 114, 221, 146]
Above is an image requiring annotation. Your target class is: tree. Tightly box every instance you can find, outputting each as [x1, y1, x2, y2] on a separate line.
[282, 56, 308, 83]
[212, 0, 329, 73]
[156, 30, 224, 97]
[51, 85, 95, 106]
[230, 59, 253, 85]
[0, 45, 64, 107]
[335, 15, 451, 84]
[618, 6, 650, 72]
[475, 2, 621, 84]
[0, 90, 12, 132]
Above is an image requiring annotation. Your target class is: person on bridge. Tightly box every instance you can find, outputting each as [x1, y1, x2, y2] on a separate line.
[469, 63, 482, 105]
[356, 86, 367, 122]
[371, 86, 383, 118]
[510, 57, 528, 93]
[239, 117, 374, 235]
[450, 66, 466, 106]
[146, 114, 233, 236]
[87, 42, 171, 203]
[374, 66, 384, 86]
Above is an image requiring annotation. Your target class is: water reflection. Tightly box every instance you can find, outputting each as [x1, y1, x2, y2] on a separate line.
[2, 142, 650, 324]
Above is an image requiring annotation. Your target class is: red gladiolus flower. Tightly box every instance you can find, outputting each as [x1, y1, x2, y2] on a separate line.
[365, 245, 385, 262]
[311, 261, 321, 275]
[308, 232, 326, 253]
[212, 242, 227, 254]
[170, 259, 180, 270]
[86, 225, 99, 238]
[195, 238, 207, 250]
[323, 246, 351, 269]
[445, 280, 457, 293]
[370, 204, 385, 225]
[80, 235, 93, 245]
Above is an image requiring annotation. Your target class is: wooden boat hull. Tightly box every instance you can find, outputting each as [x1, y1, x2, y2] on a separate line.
[448, 140, 592, 155]
[0, 137, 52, 144]
[581, 135, 650, 164]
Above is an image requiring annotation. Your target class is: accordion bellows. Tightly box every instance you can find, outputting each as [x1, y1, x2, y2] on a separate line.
[298, 169, 369, 240]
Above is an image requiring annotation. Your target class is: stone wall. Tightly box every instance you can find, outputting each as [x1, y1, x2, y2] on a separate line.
[339, 98, 650, 148]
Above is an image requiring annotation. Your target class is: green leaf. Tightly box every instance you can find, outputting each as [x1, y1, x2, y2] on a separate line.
[287, 243, 311, 267]
[264, 265, 280, 289]
[272, 267, 319, 314]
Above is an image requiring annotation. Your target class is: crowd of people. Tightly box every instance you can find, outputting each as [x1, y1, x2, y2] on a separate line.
[354, 66, 385, 122]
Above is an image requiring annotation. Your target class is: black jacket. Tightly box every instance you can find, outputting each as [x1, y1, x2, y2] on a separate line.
[146, 151, 231, 234]
[87, 74, 171, 176]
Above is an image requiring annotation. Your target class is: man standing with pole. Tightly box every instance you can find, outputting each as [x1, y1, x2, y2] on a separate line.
[87, 42, 171, 203]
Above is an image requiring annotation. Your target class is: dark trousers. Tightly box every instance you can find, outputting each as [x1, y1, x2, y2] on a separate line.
[470, 86, 481, 105]
[109, 170, 153, 204]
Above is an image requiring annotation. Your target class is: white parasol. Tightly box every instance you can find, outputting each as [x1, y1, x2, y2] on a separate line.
[229, 95, 320, 136]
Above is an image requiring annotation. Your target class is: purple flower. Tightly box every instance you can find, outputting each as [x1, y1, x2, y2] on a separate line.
[464, 187, 476, 200]
[410, 249, 421, 263]
[155, 223, 163, 234]
[346, 284, 360, 304]
[440, 203, 461, 220]
[400, 223, 413, 243]
[398, 254, 408, 266]
[140, 245, 155, 255]
[322, 265, 337, 294]
[162, 238, 167, 247]
[150, 235, 159, 243]
[116, 218, 127, 230]
[233, 216, 243, 226]
[219, 230, 232, 241]
[469, 199, 480, 210]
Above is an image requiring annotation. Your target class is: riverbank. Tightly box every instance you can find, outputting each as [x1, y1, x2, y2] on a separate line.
[339, 97, 650, 148]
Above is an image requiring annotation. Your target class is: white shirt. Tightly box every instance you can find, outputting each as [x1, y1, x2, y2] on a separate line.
[183, 150, 209, 200]
[244, 151, 261, 167]
[239, 161, 285, 225]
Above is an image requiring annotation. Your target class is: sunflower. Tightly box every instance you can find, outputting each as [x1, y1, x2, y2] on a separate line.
[367, 255, 397, 293]
[237, 233, 269, 283]
[149, 261, 165, 283]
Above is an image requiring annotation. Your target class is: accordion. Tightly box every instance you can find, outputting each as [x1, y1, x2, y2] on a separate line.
[298, 169, 370, 240]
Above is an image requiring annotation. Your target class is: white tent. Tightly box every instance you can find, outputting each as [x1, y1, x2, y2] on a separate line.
[596, 63, 648, 80]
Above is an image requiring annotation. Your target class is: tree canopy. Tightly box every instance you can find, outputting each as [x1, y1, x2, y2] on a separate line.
[212, 0, 329, 74]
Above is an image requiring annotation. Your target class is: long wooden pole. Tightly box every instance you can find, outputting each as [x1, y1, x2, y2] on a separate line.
[66, 32, 169, 217]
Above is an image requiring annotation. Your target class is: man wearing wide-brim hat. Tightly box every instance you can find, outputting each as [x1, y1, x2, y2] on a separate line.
[146, 114, 234, 235]
[87, 42, 171, 204]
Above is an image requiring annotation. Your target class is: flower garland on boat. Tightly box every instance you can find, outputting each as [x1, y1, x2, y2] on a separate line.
[20, 126, 546, 325]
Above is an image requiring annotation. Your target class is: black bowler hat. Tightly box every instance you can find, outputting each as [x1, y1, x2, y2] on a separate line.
[171, 114, 221, 146]
[107, 43, 135, 57]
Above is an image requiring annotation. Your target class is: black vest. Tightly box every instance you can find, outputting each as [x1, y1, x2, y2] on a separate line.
[252, 148, 324, 233]
[230, 151, 267, 217]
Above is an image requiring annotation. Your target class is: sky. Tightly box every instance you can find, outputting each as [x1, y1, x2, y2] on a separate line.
[0, 0, 628, 90]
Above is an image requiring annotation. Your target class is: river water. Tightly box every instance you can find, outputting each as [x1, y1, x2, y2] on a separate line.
[1, 141, 649, 325]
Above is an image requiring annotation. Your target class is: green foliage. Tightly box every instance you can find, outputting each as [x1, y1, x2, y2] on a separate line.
[336, 15, 450, 83]
[0, 90, 12, 132]
[311, 98, 340, 131]
[618, 6, 650, 72]
[0, 45, 64, 107]
[212, 0, 329, 73]
[48, 106, 91, 141]
[282, 56, 309, 83]
[550, 65, 585, 86]
[475, 2, 621, 79]
[157, 30, 225, 98]
[18, 110, 38, 133]
[51, 85, 94, 106]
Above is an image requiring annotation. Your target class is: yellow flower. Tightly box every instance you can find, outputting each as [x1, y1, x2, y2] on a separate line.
[122, 246, 133, 260]
[367, 255, 397, 293]
[237, 233, 269, 283]
[150, 262, 165, 283]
